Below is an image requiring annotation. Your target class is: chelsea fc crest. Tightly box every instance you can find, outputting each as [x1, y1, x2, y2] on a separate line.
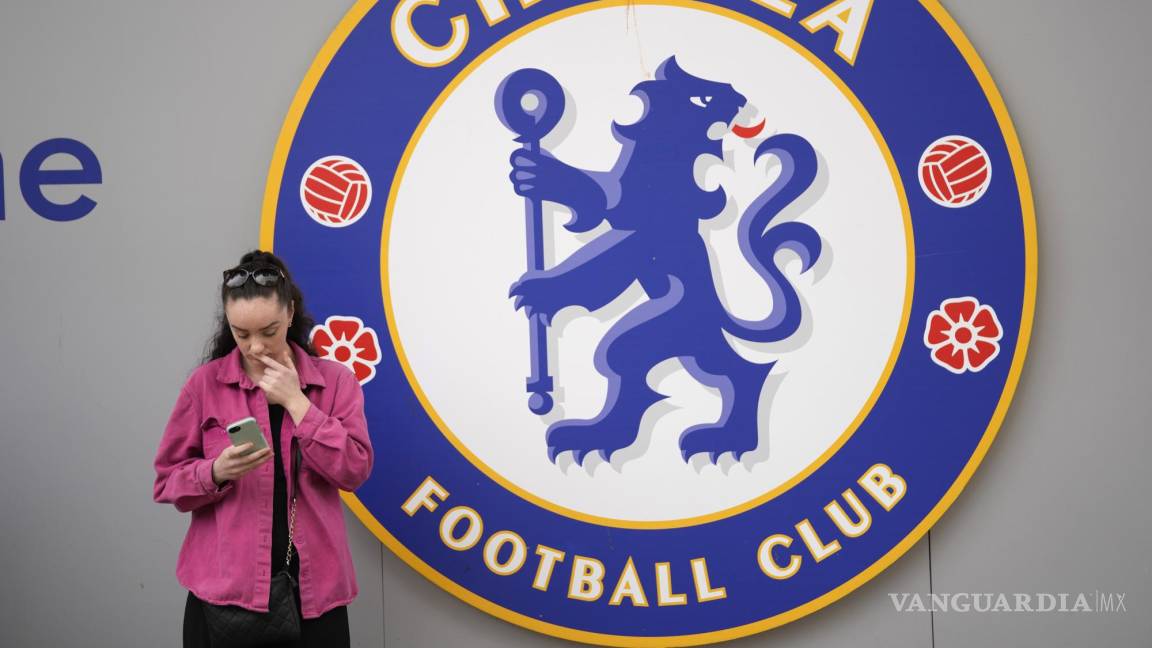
[264, 0, 1035, 644]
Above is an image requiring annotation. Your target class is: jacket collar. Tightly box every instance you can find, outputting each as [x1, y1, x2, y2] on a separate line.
[215, 341, 327, 390]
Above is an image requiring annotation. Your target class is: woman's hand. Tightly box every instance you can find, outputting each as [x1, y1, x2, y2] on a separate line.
[257, 351, 312, 423]
[211, 443, 272, 486]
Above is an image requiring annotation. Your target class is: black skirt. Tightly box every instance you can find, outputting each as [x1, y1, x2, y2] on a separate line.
[182, 589, 349, 648]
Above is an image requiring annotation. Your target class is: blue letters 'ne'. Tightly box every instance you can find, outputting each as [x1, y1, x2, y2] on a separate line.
[19, 138, 103, 222]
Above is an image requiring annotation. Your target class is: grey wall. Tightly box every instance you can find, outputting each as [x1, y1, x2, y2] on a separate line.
[0, 2, 1148, 646]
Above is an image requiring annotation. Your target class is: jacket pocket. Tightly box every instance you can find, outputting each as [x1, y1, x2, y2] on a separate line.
[200, 417, 230, 458]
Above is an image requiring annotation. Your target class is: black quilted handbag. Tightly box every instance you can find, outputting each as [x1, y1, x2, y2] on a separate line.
[201, 447, 303, 647]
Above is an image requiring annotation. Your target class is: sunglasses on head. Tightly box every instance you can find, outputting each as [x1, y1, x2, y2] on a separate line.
[222, 265, 285, 288]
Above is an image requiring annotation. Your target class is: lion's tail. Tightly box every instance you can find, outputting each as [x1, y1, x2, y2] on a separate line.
[724, 133, 822, 343]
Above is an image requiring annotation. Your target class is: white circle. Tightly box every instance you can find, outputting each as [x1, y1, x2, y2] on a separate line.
[387, 5, 908, 523]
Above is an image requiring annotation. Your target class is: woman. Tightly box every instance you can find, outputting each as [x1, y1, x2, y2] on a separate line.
[153, 250, 373, 647]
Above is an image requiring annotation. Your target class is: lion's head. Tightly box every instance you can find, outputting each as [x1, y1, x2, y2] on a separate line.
[613, 56, 749, 157]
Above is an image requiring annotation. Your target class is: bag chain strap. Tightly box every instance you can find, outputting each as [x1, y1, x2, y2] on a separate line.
[284, 498, 297, 568]
[283, 445, 301, 570]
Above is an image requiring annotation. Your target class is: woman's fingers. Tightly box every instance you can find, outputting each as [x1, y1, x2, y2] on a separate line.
[228, 443, 260, 460]
[234, 446, 268, 461]
[257, 355, 288, 372]
[219, 445, 272, 479]
[214, 445, 269, 483]
[238, 448, 272, 468]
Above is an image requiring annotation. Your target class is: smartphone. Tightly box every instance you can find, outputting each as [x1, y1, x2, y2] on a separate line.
[226, 417, 270, 455]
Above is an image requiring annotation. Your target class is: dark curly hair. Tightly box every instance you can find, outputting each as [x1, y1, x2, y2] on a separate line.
[204, 250, 318, 362]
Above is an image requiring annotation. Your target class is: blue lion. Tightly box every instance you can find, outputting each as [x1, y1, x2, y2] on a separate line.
[507, 57, 822, 464]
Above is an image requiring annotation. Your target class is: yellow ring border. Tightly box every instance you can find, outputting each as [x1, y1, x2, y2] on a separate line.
[379, 1, 914, 529]
[260, 0, 1037, 644]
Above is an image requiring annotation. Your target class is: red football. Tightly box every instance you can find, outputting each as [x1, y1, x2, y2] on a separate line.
[918, 136, 991, 208]
[300, 156, 372, 227]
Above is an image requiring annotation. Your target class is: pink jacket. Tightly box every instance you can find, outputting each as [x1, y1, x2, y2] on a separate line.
[153, 342, 373, 618]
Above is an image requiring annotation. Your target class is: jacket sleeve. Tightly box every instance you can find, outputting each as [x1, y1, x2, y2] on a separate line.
[293, 367, 374, 491]
[153, 383, 233, 512]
